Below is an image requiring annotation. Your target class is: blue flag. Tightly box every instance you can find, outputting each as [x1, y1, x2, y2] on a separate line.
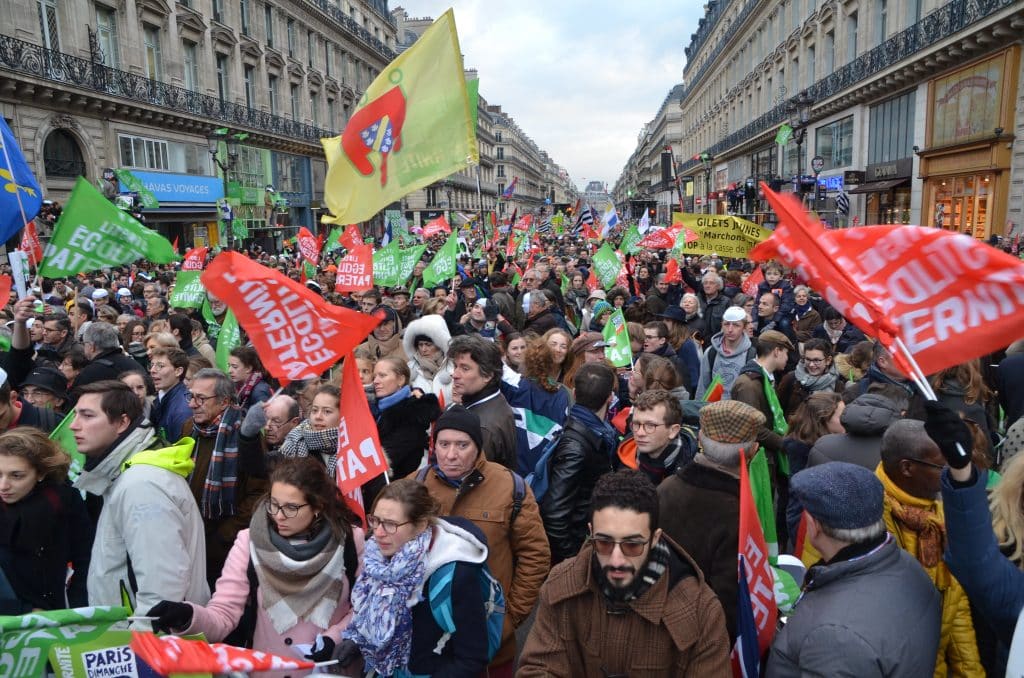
[0, 117, 43, 242]
[500, 368, 569, 476]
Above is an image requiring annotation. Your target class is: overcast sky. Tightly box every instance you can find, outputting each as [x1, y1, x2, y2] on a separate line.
[400, 2, 699, 190]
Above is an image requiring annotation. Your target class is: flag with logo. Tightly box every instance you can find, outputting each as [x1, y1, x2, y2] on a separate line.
[373, 240, 401, 287]
[113, 169, 159, 209]
[620, 223, 642, 256]
[322, 10, 478, 225]
[324, 225, 346, 253]
[50, 410, 85, 483]
[603, 309, 633, 367]
[502, 176, 518, 199]
[500, 368, 568, 477]
[335, 353, 389, 494]
[423, 233, 457, 287]
[422, 214, 452, 238]
[1, 606, 130, 678]
[17, 219, 43, 265]
[201, 252, 380, 383]
[732, 453, 778, 677]
[339, 224, 363, 250]
[664, 257, 682, 284]
[334, 244, 374, 293]
[39, 177, 179, 277]
[591, 243, 621, 290]
[775, 123, 793, 146]
[742, 266, 764, 298]
[169, 246, 209, 309]
[637, 224, 682, 250]
[131, 632, 316, 675]
[0, 116, 43, 243]
[398, 244, 427, 283]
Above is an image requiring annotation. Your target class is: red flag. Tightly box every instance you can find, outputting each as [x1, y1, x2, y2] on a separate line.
[422, 215, 452, 239]
[344, 486, 366, 526]
[637, 225, 682, 249]
[505, 231, 520, 259]
[339, 224, 363, 250]
[731, 455, 778, 675]
[172, 235, 179, 253]
[131, 632, 315, 674]
[19, 221, 43, 264]
[181, 246, 208, 272]
[582, 221, 600, 241]
[333, 244, 373, 293]
[512, 214, 532, 232]
[201, 252, 379, 383]
[664, 258, 682, 284]
[0, 275, 12, 305]
[753, 185, 1024, 376]
[585, 268, 600, 292]
[489, 212, 497, 227]
[296, 227, 320, 267]
[742, 266, 764, 298]
[336, 353, 389, 494]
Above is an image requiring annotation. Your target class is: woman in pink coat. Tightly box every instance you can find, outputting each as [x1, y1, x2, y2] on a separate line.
[148, 457, 364, 676]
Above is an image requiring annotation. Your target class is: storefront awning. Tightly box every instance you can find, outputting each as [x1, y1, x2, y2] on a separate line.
[848, 178, 910, 194]
[142, 205, 218, 222]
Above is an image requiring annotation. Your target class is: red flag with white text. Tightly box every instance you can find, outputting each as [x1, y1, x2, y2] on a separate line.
[333, 244, 374, 293]
[339, 224, 363, 250]
[201, 252, 379, 383]
[335, 353, 389, 494]
[182, 246, 209, 271]
[297, 226, 320, 267]
[422, 215, 452, 239]
[19, 221, 43, 264]
[742, 266, 764, 298]
[637, 225, 682, 249]
[131, 632, 315, 674]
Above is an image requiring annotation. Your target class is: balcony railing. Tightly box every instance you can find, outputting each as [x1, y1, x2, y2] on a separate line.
[679, 0, 1016, 174]
[0, 34, 335, 143]
[304, 0, 396, 61]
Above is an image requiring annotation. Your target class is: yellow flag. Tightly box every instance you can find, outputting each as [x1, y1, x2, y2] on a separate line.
[322, 9, 478, 224]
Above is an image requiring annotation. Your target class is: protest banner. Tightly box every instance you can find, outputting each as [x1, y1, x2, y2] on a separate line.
[670, 212, 771, 258]
[591, 243, 620, 290]
[398, 245, 427, 282]
[335, 354, 389, 494]
[168, 247, 209, 309]
[201, 253, 379, 382]
[423, 233, 457, 288]
[373, 240, 401, 287]
[334, 244, 374, 293]
[603, 309, 633, 367]
[39, 177, 178, 277]
[0, 606, 129, 678]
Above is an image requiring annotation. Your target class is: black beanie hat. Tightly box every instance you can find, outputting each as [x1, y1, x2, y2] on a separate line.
[434, 405, 484, 453]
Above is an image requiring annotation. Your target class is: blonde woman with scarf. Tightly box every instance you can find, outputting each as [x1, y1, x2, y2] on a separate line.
[146, 457, 365, 678]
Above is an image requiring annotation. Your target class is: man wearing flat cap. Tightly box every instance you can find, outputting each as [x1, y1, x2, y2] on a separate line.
[767, 462, 940, 677]
[658, 399, 765, 642]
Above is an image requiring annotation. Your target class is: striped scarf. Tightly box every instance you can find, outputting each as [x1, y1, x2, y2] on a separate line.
[193, 406, 242, 519]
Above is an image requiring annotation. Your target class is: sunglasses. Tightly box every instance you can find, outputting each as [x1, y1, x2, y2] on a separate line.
[588, 535, 650, 557]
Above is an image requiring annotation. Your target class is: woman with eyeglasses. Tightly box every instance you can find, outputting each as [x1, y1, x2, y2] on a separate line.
[146, 457, 364, 674]
[334, 478, 492, 677]
[776, 338, 847, 419]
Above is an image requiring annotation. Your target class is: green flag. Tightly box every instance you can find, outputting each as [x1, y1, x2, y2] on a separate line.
[399, 245, 427, 285]
[467, 77, 480, 133]
[560, 273, 570, 296]
[591, 243, 620, 290]
[169, 265, 207, 309]
[324, 226, 345, 254]
[113, 169, 159, 209]
[620, 224, 642, 255]
[50, 410, 85, 483]
[40, 177, 179, 277]
[373, 240, 401, 287]
[232, 217, 248, 240]
[0, 606, 130, 678]
[215, 309, 241, 372]
[423, 233, 457, 287]
[602, 309, 633, 367]
[202, 297, 221, 341]
[775, 123, 793, 146]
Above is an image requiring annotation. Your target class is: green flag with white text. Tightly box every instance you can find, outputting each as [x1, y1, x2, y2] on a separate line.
[39, 177, 178, 277]
[423, 233, 457, 288]
[592, 243, 620, 291]
[113, 169, 159, 209]
[215, 309, 241, 372]
[620, 223, 642, 256]
[400, 245, 427, 288]
[374, 240, 401, 287]
[603, 309, 633, 367]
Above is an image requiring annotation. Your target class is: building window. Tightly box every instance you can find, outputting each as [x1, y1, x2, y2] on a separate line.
[143, 25, 161, 81]
[268, 74, 278, 114]
[37, 0, 60, 50]
[216, 54, 229, 102]
[339, 50, 348, 83]
[846, 11, 858, 63]
[824, 31, 834, 74]
[496, 147, 504, 160]
[495, 131, 502, 142]
[876, 0, 887, 44]
[243, 65, 254, 108]
[212, 0, 224, 23]
[326, 98, 335, 125]
[183, 40, 198, 91]
[118, 133, 170, 170]
[287, 18, 295, 57]
[906, 0, 922, 27]
[495, 184, 503, 200]
[868, 90, 914, 164]
[43, 130, 84, 177]
[95, 6, 118, 67]
[240, 0, 250, 35]
[325, 42, 332, 77]
[290, 84, 299, 120]
[264, 5, 274, 47]
[426, 188, 438, 206]
[807, 45, 815, 84]
[497, 165, 505, 178]
[815, 115, 854, 170]
[307, 31, 315, 68]
[311, 91, 320, 126]
[236, 145, 264, 188]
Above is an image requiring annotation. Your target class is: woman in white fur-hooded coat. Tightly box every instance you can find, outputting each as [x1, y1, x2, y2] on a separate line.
[402, 315, 452, 396]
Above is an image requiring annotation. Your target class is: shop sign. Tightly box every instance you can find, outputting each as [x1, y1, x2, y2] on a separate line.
[930, 51, 1006, 147]
[128, 170, 224, 203]
[817, 175, 844, 192]
[844, 170, 865, 185]
[866, 158, 913, 182]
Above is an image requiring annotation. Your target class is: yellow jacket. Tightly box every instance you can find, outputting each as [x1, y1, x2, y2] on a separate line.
[876, 464, 984, 678]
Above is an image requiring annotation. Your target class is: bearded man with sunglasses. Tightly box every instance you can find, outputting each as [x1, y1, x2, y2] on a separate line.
[519, 469, 729, 676]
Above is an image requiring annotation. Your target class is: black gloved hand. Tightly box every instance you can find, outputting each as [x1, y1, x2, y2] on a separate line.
[924, 400, 973, 470]
[146, 601, 193, 633]
[484, 299, 499, 322]
[304, 634, 335, 662]
[333, 638, 361, 667]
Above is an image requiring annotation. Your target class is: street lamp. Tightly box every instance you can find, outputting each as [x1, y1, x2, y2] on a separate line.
[208, 129, 240, 250]
[788, 93, 813, 203]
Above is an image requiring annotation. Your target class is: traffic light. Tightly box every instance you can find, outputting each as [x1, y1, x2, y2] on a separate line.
[649, 208, 655, 217]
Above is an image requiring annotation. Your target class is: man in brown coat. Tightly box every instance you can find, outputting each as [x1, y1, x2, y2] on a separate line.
[413, 406, 549, 676]
[519, 470, 730, 677]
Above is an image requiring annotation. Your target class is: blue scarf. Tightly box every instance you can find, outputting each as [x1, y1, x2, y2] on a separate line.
[375, 386, 411, 417]
[793, 301, 813, 320]
[344, 527, 432, 677]
[570, 403, 619, 456]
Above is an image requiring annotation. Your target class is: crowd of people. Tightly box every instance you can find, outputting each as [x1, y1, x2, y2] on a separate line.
[0, 233, 1021, 677]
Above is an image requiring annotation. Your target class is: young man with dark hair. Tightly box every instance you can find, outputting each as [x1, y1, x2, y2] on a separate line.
[642, 320, 686, 381]
[541, 362, 618, 563]
[448, 335, 517, 470]
[519, 469, 730, 675]
[147, 346, 191, 443]
[71, 380, 209, 622]
[730, 329, 795, 456]
[616, 388, 696, 486]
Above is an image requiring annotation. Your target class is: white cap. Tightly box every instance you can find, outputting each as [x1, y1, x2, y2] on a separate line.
[117, 287, 132, 297]
[723, 306, 747, 322]
[0, 366, 7, 388]
[92, 289, 109, 299]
